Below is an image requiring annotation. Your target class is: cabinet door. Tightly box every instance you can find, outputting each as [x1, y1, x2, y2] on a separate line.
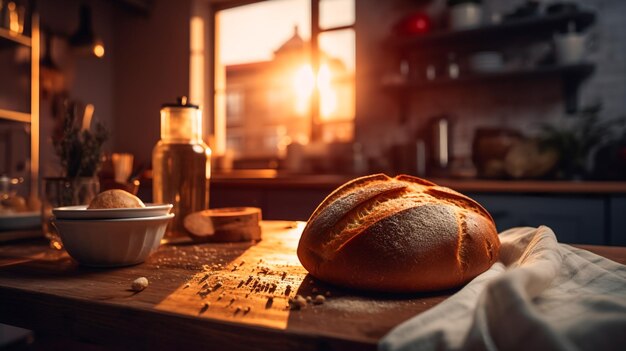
[265, 189, 329, 221]
[470, 194, 606, 245]
[609, 196, 626, 246]
[210, 187, 264, 209]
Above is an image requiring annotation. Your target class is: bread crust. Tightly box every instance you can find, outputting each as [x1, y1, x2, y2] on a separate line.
[297, 174, 500, 292]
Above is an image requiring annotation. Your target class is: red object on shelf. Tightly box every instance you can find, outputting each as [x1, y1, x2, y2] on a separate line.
[393, 12, 432, 36]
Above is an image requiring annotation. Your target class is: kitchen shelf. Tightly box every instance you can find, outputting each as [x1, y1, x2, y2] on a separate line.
[0, 14, 39, 201]
[0, 27, 32, 49]
[0, 108, 31, 123]
[388, 10, 596, 50]
[384, 8, 597, 114]
[382, 63, 595, 90]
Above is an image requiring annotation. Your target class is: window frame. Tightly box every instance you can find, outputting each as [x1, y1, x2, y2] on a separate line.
[209, 0, 355, 157]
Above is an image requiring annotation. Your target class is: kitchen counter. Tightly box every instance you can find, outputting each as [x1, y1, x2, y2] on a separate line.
[208, 173, 626, 246]
[212, 171, 626, 194]
[0, 221, 624, 350]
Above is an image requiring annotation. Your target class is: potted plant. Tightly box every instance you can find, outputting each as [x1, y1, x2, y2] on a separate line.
[42, 101, 108, 249]
[539, 105, 624, 180]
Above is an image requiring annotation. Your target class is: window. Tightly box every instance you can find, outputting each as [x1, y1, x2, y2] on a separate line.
[226, 90, 243, 124]
[213, 0, 355, 164]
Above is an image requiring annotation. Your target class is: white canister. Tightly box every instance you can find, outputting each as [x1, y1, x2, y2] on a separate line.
[554, 33, 586, 64]
[450, 3, 483, 30]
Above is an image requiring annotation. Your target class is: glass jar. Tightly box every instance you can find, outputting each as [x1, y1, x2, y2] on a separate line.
[42, 177, 99, 249]
[152, 97, 211, 242]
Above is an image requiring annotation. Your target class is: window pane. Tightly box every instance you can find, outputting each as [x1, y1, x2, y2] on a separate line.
[216, 0, 311, 159]
[318, 29, 355, 131]
[214, 0, 356, 166]
[217, 0, 310, 66]
[320, 0, 354, 30]
[319, 29, 355, 73]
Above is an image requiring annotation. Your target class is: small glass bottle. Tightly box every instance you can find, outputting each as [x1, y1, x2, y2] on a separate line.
[447, 53, 460, 79]
[152, 97, 211, 241]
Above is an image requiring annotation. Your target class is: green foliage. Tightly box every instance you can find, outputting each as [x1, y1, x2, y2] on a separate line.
[539, 105, 625, 178]
[53, 103, 108, 178]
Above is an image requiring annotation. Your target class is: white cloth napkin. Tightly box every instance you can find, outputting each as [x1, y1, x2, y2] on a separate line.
[379, 226, 626, 351]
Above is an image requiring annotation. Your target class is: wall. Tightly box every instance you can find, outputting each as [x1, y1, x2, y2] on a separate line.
[37, 0, 115, 177]
[32, 0, 193, 175]
[112, 0, 192, 168]
[354, 0, 626, 170]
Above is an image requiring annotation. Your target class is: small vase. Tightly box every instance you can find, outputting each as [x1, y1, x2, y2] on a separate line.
[42, 177, 100, 250]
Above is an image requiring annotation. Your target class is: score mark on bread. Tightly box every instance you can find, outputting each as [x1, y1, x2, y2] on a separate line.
[87, 189, 145, 209]
[297, 174, 500, 292]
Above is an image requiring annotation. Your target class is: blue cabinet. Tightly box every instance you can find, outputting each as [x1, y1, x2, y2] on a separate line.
[610, 197, 626, 246]
[469, 194, 606, 245]
[211, 182, 623, 246]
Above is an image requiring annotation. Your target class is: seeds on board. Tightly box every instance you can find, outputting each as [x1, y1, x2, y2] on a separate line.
[131, 277, 149, 292]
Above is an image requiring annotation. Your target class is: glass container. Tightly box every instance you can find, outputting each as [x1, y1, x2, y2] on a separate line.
[152, 97, 211, 241]
[42, 177, 99, 249]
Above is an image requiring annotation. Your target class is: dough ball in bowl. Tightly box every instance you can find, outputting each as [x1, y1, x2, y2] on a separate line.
[87, 189, 145, 209]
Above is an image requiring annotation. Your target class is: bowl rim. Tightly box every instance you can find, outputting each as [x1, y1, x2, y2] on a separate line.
[53, 203, 173, 220]
[54, 213, 174, 223]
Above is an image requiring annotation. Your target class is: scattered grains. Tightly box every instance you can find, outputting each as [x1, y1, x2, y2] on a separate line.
[131, 277, 149, 292]
[306, 296, 312, 303]
[313, 295, 326, 305]
[325, 291, 331, 297]
[289, 295, 307, 310]
[266, 296, 274, 309]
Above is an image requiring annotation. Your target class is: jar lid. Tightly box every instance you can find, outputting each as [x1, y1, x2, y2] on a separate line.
[161, 96, 199, 109]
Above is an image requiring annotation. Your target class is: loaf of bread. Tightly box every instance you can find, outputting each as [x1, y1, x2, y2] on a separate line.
[297, 174, 500, 292]
[87, 189, 145, 209]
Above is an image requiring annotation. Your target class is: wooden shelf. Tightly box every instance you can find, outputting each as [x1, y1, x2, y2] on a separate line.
[0, 108, 31, 123]
[382, 63, 595, 91]
[0, 27, 32, 48]
[388, 10, 596, 50]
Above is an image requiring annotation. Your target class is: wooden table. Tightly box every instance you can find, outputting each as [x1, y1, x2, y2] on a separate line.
[0, 221, 625, 350]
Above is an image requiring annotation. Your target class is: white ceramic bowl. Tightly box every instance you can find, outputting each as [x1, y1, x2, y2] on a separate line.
[54, 214, 174, 267]
[53, 203, 173, 220]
